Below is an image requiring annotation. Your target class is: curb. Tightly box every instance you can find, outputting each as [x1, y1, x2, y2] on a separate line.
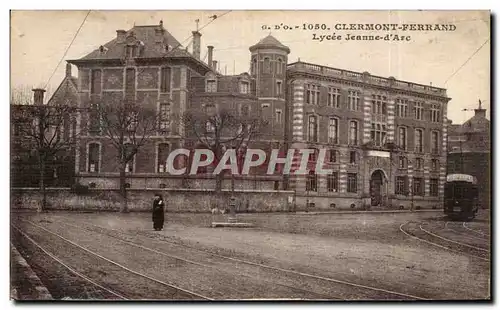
[11, 243, 53, 300]
[292, 209, 443, 215]
[211, 222, 255, 228]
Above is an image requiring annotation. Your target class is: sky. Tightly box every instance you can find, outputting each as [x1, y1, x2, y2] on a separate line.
[10, 10, 490, 124]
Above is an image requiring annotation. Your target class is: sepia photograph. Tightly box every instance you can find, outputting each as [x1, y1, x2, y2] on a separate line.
[9, 9, 491, 301]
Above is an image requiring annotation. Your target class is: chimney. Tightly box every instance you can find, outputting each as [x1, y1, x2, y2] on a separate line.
[116, 30, 126, 43]
[474, 99, 486, 118]
[65, 63, 72, 78]
[212, 60, 218, 72]
[192, 31, 202, 59]
[207, 46, 214, 69]
[32, 88, 46, 106]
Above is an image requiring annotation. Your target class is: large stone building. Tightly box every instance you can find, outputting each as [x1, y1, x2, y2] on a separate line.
[446, 102, 490, 209]
[41, 21, 451, 210]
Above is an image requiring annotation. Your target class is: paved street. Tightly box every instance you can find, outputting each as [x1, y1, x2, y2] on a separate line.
[11, 210, 490, 300]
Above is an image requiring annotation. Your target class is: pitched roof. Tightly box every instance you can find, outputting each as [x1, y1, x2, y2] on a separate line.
[249, 35, 290, 53]
[78, 24, 182, 60]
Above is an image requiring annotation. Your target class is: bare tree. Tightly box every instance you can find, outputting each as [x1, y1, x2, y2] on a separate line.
[11, 89, 77, 212]
[94, 99, 160, 213]
[183, 103, 268, 217]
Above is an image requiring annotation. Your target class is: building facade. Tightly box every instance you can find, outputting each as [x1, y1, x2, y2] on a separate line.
[446, 102, 490, 209]
[39, 21, 451, 210]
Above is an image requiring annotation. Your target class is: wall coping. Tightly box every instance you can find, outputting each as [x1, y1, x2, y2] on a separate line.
[11, 187, 295, 194]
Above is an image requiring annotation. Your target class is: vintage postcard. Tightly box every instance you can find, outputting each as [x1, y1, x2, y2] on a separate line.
[10, 10, 491, 301]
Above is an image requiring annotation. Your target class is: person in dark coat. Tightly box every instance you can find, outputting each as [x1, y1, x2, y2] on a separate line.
[152, 194, 165, 231]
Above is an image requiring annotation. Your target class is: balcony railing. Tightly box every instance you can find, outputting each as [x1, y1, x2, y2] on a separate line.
[288, 62, 447, 96]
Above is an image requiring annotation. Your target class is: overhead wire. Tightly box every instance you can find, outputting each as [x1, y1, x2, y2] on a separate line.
[44, 10, 91, 90]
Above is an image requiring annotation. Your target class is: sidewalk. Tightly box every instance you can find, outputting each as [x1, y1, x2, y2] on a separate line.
[10, 244, 52, 300]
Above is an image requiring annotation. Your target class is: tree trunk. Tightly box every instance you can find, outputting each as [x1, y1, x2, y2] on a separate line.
[39, 157, 46, 213]
[119, 163, 128, 213]
[229, 173, 236, 217]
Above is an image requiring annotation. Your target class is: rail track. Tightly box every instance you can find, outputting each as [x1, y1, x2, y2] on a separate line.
[400, 221, 490, 262]
[46, 214, 426, 300]
[13, 220, 212, 300]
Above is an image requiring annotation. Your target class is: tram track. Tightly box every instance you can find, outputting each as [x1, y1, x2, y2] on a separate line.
[400, 221, 489, 262]
[13, 220, 212, 300]
[46, 214, 426, 300]
[11, 224, 126, 300]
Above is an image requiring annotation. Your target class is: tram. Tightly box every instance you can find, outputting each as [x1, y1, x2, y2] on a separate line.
[444, 173, 479, 220]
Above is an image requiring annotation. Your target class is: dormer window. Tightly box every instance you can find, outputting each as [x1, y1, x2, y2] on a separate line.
[126, 45, 138, 58]
[240, 81, 249, 94]
[99, 45, 109, 55]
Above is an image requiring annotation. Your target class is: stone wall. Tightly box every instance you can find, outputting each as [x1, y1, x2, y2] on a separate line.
[11, 188, 295, 213]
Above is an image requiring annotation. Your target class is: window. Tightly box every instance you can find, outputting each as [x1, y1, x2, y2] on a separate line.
[157, 143, 169, 173]
[206, 120, 215, 133]
[88, 143, 100, 173]
[349, 120, 359, 145]
[413, 177, 424, 196]
[371, 95, 388, 115]
[348, 90, 360, 111]
[126, 45, 138, 58]
[206, 80, 217, 92]
[159, 103, 170, 131]
[328, 87, 340, 108]
[349, 151, 357, 164]
[398, 156, 407, 169]
[328, 118, 339, 144]
[126, 111, 138, 132]
[398, 127, 407, 150]
[160, 67, 171, 92]
[431, 159, 439, 171]
[306, 171, 317, 192]
[347, 173, 357, 193]
[431, 104, 440, 123]
[396, 99, 408, 117]
[327, 172, 339, 192]
[277, 58, 283, 74]
[430, 178, 439, 197]
[90, 69, 102, 94]
[240, 81, 249, 94]
[263, 57, 271, 74]
[276, 81, 282, 96]
[415, 158, 423, 170]
[305, 84, 320, 105]
[309, 149, 318, 162]
[396, 176, 408, 195]
[124, 144, 135, 173]
[252, 58, 257, 75]
[125, 68, 136, 103]
[241, 105, 250, 117]
[308, 115, 318, 142]
[431, 131, 439, 154]
[414, 101, 424, 120]
[89, 103, 100, 133]
[415, 129, 423, 153]
[371, 123, 387, 147]
[329, 149, 338, 163]
[275, 109, 282, 124]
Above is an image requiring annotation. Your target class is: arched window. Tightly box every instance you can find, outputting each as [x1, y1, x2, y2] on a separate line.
[252, 58, 257, 75]
[87, 143, 101, 173]
[263, 57, 271, 74]
[157, 143, 170, 173]
[308, 115, 318, 142]
[277, 58, 283, 74]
